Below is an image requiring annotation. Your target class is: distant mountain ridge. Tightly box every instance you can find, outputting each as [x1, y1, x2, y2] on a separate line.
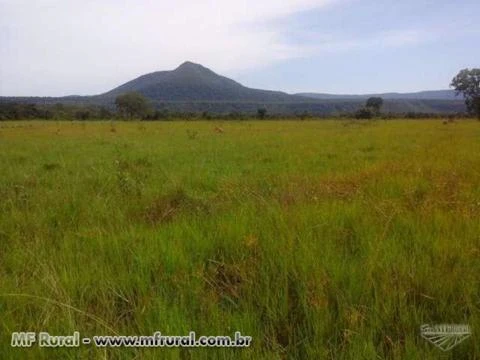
[0, 61, 466, 115]
[296, 89, 459, 101]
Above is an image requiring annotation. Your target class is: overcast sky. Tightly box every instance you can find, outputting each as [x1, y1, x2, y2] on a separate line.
[0, 0, 479, 96]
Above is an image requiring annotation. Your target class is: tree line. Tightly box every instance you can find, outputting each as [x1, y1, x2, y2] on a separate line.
[0, 102, 114, 121]
[1, 68, 478, 120]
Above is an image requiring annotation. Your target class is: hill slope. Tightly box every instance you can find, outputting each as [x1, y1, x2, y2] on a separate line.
[103, 61, 304, 103]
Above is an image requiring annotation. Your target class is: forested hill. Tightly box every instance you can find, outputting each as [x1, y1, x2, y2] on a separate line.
[0, 62, 466, 115]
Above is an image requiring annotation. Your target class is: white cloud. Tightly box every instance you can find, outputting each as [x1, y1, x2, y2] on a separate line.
[0, 0, 334, 95]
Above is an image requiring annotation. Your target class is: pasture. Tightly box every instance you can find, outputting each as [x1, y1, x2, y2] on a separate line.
[0, 119, 479, 359]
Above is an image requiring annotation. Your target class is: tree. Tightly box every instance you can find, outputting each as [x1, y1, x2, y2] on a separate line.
[365, 97, 384, 113]
[451, 68, 480, 119]
[98, 106, 113, 119]
[115, 92, 150, 119]
[355, 107, 373, 119]
[201, 111, 212, 120]
[75, 109, 90, 120]
[298, 111, 310, 120]
[257, 108, 267, 119]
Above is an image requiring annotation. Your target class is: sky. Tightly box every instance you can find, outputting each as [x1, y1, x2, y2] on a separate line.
[0, 0, 479, 96]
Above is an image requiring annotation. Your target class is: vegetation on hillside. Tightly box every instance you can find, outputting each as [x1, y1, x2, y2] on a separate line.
[0, 63, 471, 116]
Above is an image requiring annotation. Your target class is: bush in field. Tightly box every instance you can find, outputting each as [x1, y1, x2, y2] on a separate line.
[355, 107, 374, 119]
[202, 111, 212, 120]
[257, 108, 267, 119]
[366, 97, 384, 113]
[115, 92, 150, 119]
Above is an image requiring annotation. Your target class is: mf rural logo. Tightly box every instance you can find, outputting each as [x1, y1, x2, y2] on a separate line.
[420, 324, 471, 351]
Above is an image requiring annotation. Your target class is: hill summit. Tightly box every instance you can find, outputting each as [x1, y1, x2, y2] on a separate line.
[103, 61, 300, 102]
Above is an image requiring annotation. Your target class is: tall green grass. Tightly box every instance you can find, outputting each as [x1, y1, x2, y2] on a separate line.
[0, 119, 479, 359]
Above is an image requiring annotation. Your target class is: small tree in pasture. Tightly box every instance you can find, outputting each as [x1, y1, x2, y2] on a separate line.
[366, 97, 384, 114]
[115, 92, 150, 119]
[451, 68, 480, 119]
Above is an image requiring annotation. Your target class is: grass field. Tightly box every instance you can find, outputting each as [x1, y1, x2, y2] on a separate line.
[0, 119, 479, 359]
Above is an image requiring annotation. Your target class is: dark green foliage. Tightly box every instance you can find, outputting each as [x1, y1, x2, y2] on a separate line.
[226, 111, 245, 120]
[115, 92, 150, 119]
[74, 109, 90, 120]
[366, 97, 384, 113]
[98, 106, 114, 119]
[451, 68, 480, 119]
[201, 111, 212, 119]
[0, 101, 471, 121]
[0, 102, 114, 120]
[143, 109, 170, 120]
[257, 108, 267, 119]
[297, 111, 310, 120]
[355, 107, 374, 119]
[0, 102, 41, 120]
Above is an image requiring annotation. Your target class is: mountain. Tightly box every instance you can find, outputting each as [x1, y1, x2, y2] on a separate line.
[296, 89, 459, 101]
[0, 62, 466, 115]
[102, 61, 304, 103]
